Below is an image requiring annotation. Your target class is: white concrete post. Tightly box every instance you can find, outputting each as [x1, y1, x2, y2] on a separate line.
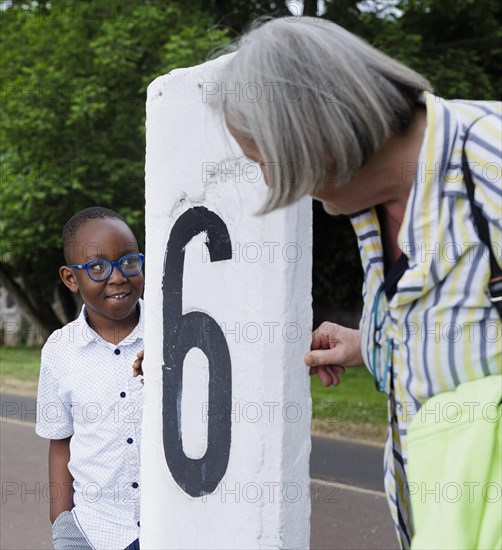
[141, 55, 313, 549]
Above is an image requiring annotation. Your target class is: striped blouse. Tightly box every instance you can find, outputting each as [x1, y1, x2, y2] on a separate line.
[349, 92, 502, 548]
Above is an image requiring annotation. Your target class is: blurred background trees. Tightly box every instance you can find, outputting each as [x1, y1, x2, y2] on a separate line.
[1, 0, 500, 337]
[1, 0, 230, 336]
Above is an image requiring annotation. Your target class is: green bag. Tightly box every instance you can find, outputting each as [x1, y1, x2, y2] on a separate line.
[407, 374, 502, 549]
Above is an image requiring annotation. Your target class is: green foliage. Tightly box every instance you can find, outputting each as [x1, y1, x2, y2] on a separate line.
[377, 0, 501, 100]
[311, 365, 387, 425]
[0, 345, 41, 382]
[1, 0, 230, 327]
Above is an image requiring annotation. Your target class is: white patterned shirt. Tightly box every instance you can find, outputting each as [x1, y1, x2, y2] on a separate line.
[36, 299, 144, 550]
[350, 94, 501, 548]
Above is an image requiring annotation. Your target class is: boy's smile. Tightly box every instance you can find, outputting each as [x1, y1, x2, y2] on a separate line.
[60, 218, 144, 341]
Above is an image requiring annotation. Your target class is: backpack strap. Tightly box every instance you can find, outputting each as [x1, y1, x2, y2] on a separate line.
[461, 115, 502, 319]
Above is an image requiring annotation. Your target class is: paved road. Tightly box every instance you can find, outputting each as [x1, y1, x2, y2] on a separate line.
[1, 394, 398, 549]
[311, 436, 384, 492]
[0, 393, 385, 491]
[1, 420, 52, 550]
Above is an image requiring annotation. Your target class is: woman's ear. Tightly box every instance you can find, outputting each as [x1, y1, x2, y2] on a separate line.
[59, 266, 79, 294]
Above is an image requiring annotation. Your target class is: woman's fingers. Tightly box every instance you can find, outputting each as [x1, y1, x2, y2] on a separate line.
[331, 365, 346, 375]
[308, 364, 345, 376]
[326, 366, 344, 386]
[311, 322, 338, 351]
[307, 325, 351, 388]
[305, 347, 345, 368]
[309, 323, 363, 367]
[316, 367, 334, 387]
[311, 365, 346, 387]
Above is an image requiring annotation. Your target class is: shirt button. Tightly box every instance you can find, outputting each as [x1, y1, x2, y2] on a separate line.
[137, 521, 140, 527]
[132, 482, 139, 488]
[127, 438, 133, 444]
[120, 391, 126, 398]
[114, 349, 121, 355]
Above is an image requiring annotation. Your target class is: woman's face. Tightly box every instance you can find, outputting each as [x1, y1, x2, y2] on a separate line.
[226, 122, 368, 216]
[226, 123, 272, 185]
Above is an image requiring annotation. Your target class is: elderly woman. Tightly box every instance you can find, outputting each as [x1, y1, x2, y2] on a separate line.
[220, 16, 502, 550]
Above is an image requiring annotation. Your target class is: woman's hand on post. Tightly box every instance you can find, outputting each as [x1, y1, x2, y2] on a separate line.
[132, 350, 144, 384]
[304, 322, 363, 387]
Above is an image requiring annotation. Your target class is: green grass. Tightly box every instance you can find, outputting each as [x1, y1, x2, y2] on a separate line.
[310, 365, 387, 425]
[0, 346, 388, 428]
[0, 346, 42, 382]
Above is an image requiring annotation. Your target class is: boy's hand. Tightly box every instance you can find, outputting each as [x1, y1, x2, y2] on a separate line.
[132, 350, 144, 384]
[304, 322, 363, 387]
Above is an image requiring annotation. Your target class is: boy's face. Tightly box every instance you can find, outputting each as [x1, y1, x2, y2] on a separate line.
[61, 218, 144, 325]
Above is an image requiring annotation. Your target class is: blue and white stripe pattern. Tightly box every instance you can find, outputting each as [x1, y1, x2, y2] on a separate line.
[350, 93, 502, 548]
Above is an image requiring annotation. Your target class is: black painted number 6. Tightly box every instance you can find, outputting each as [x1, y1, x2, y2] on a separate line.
[162, 206, 232, 497]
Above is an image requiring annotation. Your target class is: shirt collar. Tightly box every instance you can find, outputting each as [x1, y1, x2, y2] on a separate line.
[397, 91, 458, 272]
[73, 298, 145, 347]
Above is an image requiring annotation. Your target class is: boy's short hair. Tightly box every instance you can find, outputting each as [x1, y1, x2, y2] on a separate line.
[62, 206, 127, 264]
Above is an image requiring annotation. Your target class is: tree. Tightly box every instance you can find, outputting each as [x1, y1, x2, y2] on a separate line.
[394, 0, 501, 99]
[2, 0, 499, 335]
[209, 1, 292, 36]
[1, 0, 230, 337]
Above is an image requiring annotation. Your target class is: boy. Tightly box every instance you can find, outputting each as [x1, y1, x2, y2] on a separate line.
[36, 206, 144, 550]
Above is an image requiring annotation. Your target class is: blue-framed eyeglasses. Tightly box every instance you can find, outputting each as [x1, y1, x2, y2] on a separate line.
[371, 283, 392, 393]
[69, 253, 145, 282]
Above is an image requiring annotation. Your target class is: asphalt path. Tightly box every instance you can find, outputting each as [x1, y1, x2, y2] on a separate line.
[0, 393, 385, 491]
[0, 393, 397, 549]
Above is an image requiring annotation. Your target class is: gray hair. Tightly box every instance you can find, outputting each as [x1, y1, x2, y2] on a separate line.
[218, 16, 433, 213]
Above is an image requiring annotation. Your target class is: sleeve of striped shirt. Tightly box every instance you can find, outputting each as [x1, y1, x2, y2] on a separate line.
[468, 111, 502, 252]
